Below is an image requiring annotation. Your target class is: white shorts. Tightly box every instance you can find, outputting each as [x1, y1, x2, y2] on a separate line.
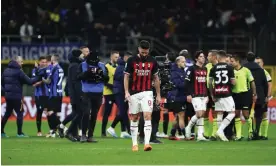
[191, 97, 208, 112]
[215, 96, 235, 112]
[129, 91, 153, 114]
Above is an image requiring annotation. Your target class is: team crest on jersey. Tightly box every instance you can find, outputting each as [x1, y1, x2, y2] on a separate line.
[142, 63, 145, 67]
[148, 63, 151, 67]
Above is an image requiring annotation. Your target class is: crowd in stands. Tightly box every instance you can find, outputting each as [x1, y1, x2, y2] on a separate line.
[1, 0, 274, 46]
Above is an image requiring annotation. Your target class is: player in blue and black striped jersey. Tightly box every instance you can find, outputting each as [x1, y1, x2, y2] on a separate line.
[32, 56, 48, 136]
[43, 54, 64, 138]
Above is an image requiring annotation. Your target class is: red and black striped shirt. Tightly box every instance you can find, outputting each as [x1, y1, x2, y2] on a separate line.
[185, 65, 208, 97]
[124, 55, 158, 95]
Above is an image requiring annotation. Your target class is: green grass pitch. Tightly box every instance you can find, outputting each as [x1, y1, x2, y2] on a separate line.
[1, 121, 276, 165]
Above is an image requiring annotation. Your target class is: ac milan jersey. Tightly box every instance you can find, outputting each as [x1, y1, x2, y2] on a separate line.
[185, 65, 207, 97]
[124, 55, 158, 95]
[209, 62, 235, 98]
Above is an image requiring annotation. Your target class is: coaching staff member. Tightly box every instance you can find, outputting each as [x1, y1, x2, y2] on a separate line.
[244, 52, 268, 139]
[77, 51, 107, 143]
[1, 55, 43, 137]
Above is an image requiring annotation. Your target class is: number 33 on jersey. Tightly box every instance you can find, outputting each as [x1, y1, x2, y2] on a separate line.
[209, 63, 235, 97]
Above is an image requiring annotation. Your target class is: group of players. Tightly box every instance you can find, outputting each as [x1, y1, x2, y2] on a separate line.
[2, 40, 272, 152]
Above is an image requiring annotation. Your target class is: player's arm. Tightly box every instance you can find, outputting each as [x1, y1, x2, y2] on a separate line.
[184, 66, 194, 96]
[42, 68, 53, 84]
[229, 66, 236, 85]
[124, 57, 133, 95]
[264, 70, 272, 97]
[208, 67, 215, 98]
[246, 69, 257, 99]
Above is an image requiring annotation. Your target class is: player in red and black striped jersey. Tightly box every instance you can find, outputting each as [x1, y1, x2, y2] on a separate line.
[185, 50, 209, 141]
[209, 50, 236, 141]
[124, 40, 161, 152]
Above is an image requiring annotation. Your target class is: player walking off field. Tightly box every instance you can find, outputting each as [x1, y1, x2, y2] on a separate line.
[208, 50, 236, 141]
[124, 40, 161, 152]
[185, 50, 209, 141]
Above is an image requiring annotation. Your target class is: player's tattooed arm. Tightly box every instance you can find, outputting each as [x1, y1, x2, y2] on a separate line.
[153, 74, 161, 105]
[250, 81, 257, 103]
[42, 76, 51, 84]
[124, 73, 131, 101]
[208, 77, 215, 101]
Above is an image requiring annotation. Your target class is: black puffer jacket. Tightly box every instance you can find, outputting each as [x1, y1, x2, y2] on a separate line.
[244, 62, 268, 105]
[67, 50, 83, 104]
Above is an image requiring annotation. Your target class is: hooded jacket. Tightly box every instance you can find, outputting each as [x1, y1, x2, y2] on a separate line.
[113, 58, 125, 95]
[167, 63, 186, 102]
[2, 60, 40, 100]
[244, 61, 268, 105]
[67, 50, 83, 104]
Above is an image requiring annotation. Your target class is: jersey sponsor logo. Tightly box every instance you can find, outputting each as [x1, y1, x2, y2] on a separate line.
[196, 76, 206, 82]
[135, 69, 151, 76]
[215, 87, 229, 92]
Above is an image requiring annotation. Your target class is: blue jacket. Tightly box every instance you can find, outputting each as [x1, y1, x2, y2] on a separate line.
[113, 58, 125, 95]
[2, 60, 41, 100]
[167, 63, 186, 102]
[77, 61, 106, 93]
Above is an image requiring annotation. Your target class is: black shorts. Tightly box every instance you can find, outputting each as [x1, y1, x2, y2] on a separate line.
[186, 102, 195, 117]
[233, 92, 252, 110]
[48, 96, 62, 112]
[164, 103, 173, 111]
[35, 96, 49, 110]
[171, 102, 186, 113]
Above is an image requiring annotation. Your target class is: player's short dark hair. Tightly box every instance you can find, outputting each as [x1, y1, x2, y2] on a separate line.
[111, 50, 119, 55]
[52, 54, 60, 62]
[124, 51, 133, 56]
[231, 54, 241, 62]
[139, 40, 150, 49]
[80, 46, 88, 50]
[166, 52, 176, 62]
[46, 55, 52, 62]
[179, 49, 189, 57]
[218, 50, 227, 57]
[226, 54, 232, 58]
[194, 50, 204, 60]
[255, 56, 263, 61]
[208, 49, 218, 55]
[247, 51, 255, 62]
[38, 56, 46, 61]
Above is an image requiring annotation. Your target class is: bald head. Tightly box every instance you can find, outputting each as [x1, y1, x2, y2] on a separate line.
[12, 55, 23, 67]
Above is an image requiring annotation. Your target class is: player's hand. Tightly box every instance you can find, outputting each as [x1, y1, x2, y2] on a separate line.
[206, 96, 209, 103]
[125, 91, 131, 102]
[187, 95, 192, 103]
[156, 95, 161, 105]
[211, 96, 217, 102]
[33, 81, 42, 87]
[253, 94, 257, 103]
[34, 61, 38, 68]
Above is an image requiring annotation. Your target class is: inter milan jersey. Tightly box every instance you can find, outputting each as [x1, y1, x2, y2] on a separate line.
[124, 55, 158, 95]
[185, 64, 208, 97]
[209, 62, 235, 98]
[32, 67, 49, 97]
[49, 64, 64, 97]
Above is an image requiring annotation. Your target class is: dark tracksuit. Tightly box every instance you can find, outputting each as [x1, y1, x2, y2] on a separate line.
[32, 67, 49, 133]
[112, 58, 130, 133]
[168, 64, 187, 136]
[65, 51, 84, 136]
[244, 61, 268, 136]
[77, 60, 106, 138]
[1, 60, 41, 135]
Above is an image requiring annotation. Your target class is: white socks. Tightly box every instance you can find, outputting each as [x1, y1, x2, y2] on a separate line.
[196, 118, 204, 137]
[144, 120, 152, 145]
[60, 123, 65, 129]
[218, 113, 235, 133]
[217, 114, 223, 129]
[187, 115, 198, 129]
[130, 121, 138, 146]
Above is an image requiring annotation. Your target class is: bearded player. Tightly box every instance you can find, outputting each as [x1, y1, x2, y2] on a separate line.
[124, 40, 161, 152]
